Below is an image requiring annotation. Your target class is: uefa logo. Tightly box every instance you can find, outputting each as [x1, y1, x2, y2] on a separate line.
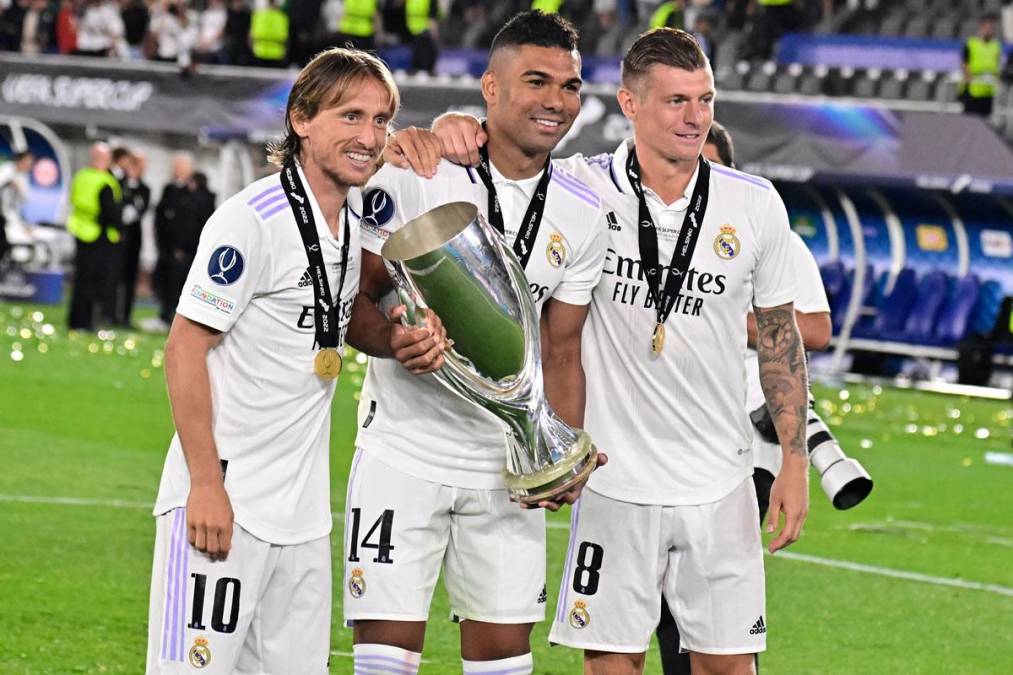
[362, 188, 396, 228]
[207, 246, 245, 285]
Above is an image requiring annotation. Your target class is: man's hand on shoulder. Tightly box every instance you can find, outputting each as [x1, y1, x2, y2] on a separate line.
[383, 126, 443, 178]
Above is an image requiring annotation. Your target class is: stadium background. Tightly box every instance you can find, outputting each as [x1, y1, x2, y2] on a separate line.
[1, 0, 1012, 672]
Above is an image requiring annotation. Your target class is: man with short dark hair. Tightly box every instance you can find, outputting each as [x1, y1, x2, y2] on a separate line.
[344, 11, 607, 675]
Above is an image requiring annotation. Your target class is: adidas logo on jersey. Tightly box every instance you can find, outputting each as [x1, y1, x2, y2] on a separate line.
[298, 269, 312, 288]
[606, 211, 621, 232]
[749, 616, 766, 635]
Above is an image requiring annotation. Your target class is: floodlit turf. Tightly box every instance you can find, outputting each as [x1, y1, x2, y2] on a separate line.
[0, 301, 1011, 674]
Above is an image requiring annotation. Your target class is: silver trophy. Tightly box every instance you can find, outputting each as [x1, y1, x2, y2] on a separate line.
[381, 201, 598, 504]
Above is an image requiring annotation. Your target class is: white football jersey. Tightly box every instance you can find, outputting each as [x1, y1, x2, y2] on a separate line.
[153, 168, 361, 545]
[558, 140, 797, 506]
[357, 158, 608, 488]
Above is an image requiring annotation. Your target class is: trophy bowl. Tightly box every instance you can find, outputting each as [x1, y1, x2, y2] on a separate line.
[381, 201, 597, 504]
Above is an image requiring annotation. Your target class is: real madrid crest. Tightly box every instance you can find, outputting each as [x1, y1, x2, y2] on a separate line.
[348, 568, 366, 599]
[713, 225, 740, 260]
[546, 232, 566, 268]
[188, 636, 212, 669]
[568, 600, 591, 629]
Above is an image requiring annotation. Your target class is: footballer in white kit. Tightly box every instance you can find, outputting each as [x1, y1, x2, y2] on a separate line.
[343, 11, 608, 674]
[542, 30, 811, 672]
[145, 50, 443, 674]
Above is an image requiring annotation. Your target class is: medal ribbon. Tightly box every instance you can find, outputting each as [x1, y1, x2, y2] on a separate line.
[625, 148, 711, 330]
[474, 124, 553, 269]
[281, 161, 350, 350]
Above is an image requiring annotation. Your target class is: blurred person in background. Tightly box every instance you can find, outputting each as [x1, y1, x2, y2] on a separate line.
[961, 13, 1005, 118]
[223, 0, 251, 65]
[334, 0, 381, 51]
[114, 151, 150, 327]
[285, 0, 321, 66]
[405, 0, 439, 73]
[153, 152, 194, 330]
[193, 0, 227, 63]
[54, 0, 78, 53]
[0, 0, 27, 52]
[74, 0, 126, 57]
[249, 0, 288, 67]
[747, 0, 800, 60]
[0, 150, 33, 271]
[120, 0, 149, 59]
[19, 0, 57, 55]
[67, 142, 122, 331]
[147, 0, 197, 66]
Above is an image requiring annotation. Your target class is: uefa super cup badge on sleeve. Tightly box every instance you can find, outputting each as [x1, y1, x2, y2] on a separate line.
[381, 202, 598, 504]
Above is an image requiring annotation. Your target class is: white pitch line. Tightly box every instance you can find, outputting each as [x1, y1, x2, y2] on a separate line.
[4, 494, 1012, 599]
[772, 551, 1013, 598]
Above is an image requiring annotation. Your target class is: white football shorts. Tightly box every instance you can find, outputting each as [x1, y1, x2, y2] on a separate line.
[342, 448, 547, 625]
[549, 477, 766, 655]
[146, 508, 331, 674]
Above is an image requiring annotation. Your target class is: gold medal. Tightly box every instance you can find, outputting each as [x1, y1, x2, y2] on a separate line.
[651, 323, 666, 355]
[313, 348, 342, 380]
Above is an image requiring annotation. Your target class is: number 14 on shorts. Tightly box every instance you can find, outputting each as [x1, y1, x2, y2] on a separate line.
[347, 508, 396, 564]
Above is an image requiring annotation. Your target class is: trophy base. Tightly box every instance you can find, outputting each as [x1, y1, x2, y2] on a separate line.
[504, 432, 597, 505]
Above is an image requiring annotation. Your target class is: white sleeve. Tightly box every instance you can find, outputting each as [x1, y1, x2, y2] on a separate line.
[790, 232, 830, 314]
[752, 187, 798, 309]
[359, 164, 427, 256]
[551, 205, 608, 306]
[175, 204, 270, 332]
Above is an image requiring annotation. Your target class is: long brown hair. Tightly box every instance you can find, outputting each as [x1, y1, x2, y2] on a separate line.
[266, 48, 399, 168]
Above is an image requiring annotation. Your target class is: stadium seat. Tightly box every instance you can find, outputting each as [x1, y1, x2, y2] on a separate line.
[933, 275, 981, 346]
[906, 72, 936, 101]
[879, 71, 907, 100]
[930, 17, 957, 40]
[904, 16, 931, 38]
[853, 69, 881, 98]
[798, 66, 825, 96]
[879, 13, 906, 37]
[889, 270, 950, 343]
[836, 265, 879, 336]
[820, 261, 848, 329]
[970, 279, 1004, 336]
[860, 268, 918, 340]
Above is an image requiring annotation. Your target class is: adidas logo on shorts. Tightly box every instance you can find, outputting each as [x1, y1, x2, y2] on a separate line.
[749, 616, 767, 635]
[537, 584, 547, 604]
[298, 269, 312, 288]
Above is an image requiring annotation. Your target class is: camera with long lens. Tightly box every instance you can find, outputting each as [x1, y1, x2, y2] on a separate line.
[750, 404, 873, 510]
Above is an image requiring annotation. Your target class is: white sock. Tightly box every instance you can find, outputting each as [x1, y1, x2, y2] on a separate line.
[353, 643, 421, 675]
[462, 652, 534, 674]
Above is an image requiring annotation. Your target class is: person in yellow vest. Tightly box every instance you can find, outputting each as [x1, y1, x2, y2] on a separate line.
[530, 0, 563, 13]
[67, 142, 122, 330]
[406, 0, 439, 72]
[336, 0, 381, 51]
[962, 14, 1005, 117]
[649, 1, 683, 30]
[249, 0, 289, 67]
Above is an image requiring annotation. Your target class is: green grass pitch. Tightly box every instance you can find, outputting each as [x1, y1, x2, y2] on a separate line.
[0, 301, 1011, 674]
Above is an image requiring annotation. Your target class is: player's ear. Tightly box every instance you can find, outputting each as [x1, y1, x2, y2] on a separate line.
[481, 70, 497, 108]
[617, 86, 637, 121]
[290, 110, 310, 139]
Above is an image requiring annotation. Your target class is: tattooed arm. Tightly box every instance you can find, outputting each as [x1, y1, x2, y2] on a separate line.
[754, 301, 810, 553]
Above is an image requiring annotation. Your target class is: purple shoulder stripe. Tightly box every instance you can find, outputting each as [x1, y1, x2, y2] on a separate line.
[259, 200, 289, 221]
[710, 164, 770, 190]
[552, 170, 600, 206]
[553, 176, 599, 208]
[253, 191, 286, 214]
[247, 181, 283, 207]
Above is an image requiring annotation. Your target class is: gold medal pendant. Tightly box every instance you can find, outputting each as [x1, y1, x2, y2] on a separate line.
[651, 323, 666, 355]
[314, 348, 342, 380]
